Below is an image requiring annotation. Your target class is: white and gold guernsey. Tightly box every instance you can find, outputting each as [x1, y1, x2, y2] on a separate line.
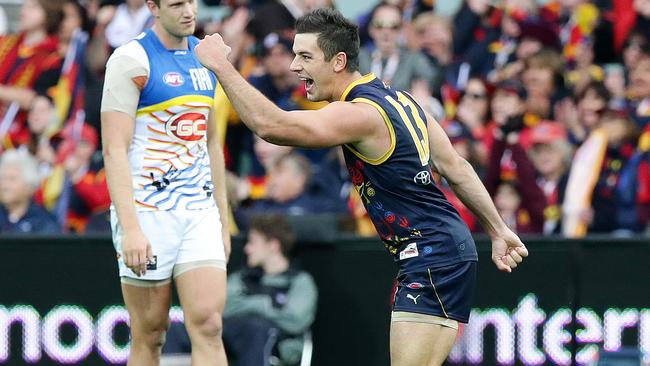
[105, 29, 218, 211]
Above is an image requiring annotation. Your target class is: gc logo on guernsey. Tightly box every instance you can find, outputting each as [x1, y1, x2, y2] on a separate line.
[165, 112, 207, 141]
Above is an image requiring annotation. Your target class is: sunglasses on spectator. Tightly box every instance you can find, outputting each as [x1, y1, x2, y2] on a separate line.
[372, 20, 401, 30]
[465, 92, 487, 100]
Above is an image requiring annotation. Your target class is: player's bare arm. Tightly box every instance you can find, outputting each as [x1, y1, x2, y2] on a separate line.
[425, 112, 529, 272]
[207, 110, 231, 260]
[101, 53, 152, 277]
[195, 34, 385, 150]
[102, 111, 153, 277]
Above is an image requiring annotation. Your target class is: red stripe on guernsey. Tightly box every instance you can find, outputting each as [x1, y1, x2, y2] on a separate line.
[135, 200, 158, 210]
[144, 166, 167, 175]
[145, 148, 193, 166]
[140, 174, 154, 181]
[147, 125, 167, 136]
[149, 112, 167, 124]
[181, 103, 210, 110]
[148, 138, 195, 158]
[143, 156, 184, 170]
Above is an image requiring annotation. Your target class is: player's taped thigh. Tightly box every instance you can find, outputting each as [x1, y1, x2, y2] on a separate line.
[391, 311, 459, 330]
[172, 259, 226, 279]
[120, 276, 172, 288]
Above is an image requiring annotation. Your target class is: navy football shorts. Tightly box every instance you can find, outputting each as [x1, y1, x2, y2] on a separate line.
[392, 261, 477, 323]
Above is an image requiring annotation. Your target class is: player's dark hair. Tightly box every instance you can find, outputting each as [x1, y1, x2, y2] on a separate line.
[295, 8, 360, 72]
[249, 214, 295, 257]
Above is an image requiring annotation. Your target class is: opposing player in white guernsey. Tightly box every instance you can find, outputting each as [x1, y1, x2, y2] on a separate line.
[100, 0, 229, 365]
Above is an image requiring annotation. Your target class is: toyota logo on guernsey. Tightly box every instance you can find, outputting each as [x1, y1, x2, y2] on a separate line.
[413, 170, 432, 185]
[163, 72, 184, 87]
[166, 112, 207, 141]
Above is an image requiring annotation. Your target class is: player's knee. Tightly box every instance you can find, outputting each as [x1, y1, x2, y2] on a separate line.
[131, 317, 170, 349]
[186, 310, 223, 340]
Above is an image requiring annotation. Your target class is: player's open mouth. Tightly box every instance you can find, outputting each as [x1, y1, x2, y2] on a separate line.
[299, 76, 314, 91]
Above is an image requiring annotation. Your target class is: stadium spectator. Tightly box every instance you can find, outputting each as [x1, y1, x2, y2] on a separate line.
[163, 213, 318, 366]
[358, 2, 436, 93]
[412, 12, 454, 94]
[227, 33, 301, 171]
[485, 114, 546, 234]
[527, 121, 573, 234]
[557, 81, 610, 144]
[235, 152, 341, 231]
[590, 111, 638, 233]
[0, 0, 64, 148]
[104, 0, 151, 49]
[521, 48, 565, 120]
[0, 149, 60, 234]
[453, 77, 491, 165]
[562, 110, 638, 236]
[20, 95, 59, 181]
[24, 95, 56, 157]
[622, 27, 649, 72]
[60, 0, 90, 53]
[566, 37, 604, 95]
[628, 53, 650, 128]
[36, 122, 109, 233]
[485, 79, 529, 152]
[603, 63, 627, 111]
[452, 0, 495, 59]
[466, 3, 521, 80]
[228, 135, 294, 207]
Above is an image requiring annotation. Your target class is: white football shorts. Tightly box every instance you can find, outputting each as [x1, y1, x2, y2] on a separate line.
[110, 207, 226, 281]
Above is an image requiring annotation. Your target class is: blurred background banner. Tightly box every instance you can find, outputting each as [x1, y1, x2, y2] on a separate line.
[0, 236, 647, 366]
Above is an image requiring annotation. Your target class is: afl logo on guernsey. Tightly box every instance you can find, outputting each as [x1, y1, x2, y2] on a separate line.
[163, 72, 185, 87]
[166, 112, 207, 141]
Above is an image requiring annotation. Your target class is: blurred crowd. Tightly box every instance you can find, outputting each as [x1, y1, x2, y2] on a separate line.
[0, 0, 649, 238]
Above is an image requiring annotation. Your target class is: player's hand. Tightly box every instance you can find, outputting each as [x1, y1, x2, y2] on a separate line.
[491, 228, 528, 273]
[195, 33, 232, 71]
[121, 228, 153, 277]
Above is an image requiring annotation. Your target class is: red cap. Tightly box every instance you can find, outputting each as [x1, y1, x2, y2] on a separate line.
[62, 123, 98, 148]
[530, 120, 567, 144]
[55, 123, 99, 163]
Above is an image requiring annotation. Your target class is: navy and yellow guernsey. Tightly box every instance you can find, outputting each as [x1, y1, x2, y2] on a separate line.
[341, 74, 478, 271]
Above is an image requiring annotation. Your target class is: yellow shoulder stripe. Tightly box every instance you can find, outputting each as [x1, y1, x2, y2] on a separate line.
[339, 73, 377, 101]
[136, 95, 214, 116]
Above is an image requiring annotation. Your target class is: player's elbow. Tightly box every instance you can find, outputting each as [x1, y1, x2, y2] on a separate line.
[256, 125, 275, 142]
[101, 143, 127, 162]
